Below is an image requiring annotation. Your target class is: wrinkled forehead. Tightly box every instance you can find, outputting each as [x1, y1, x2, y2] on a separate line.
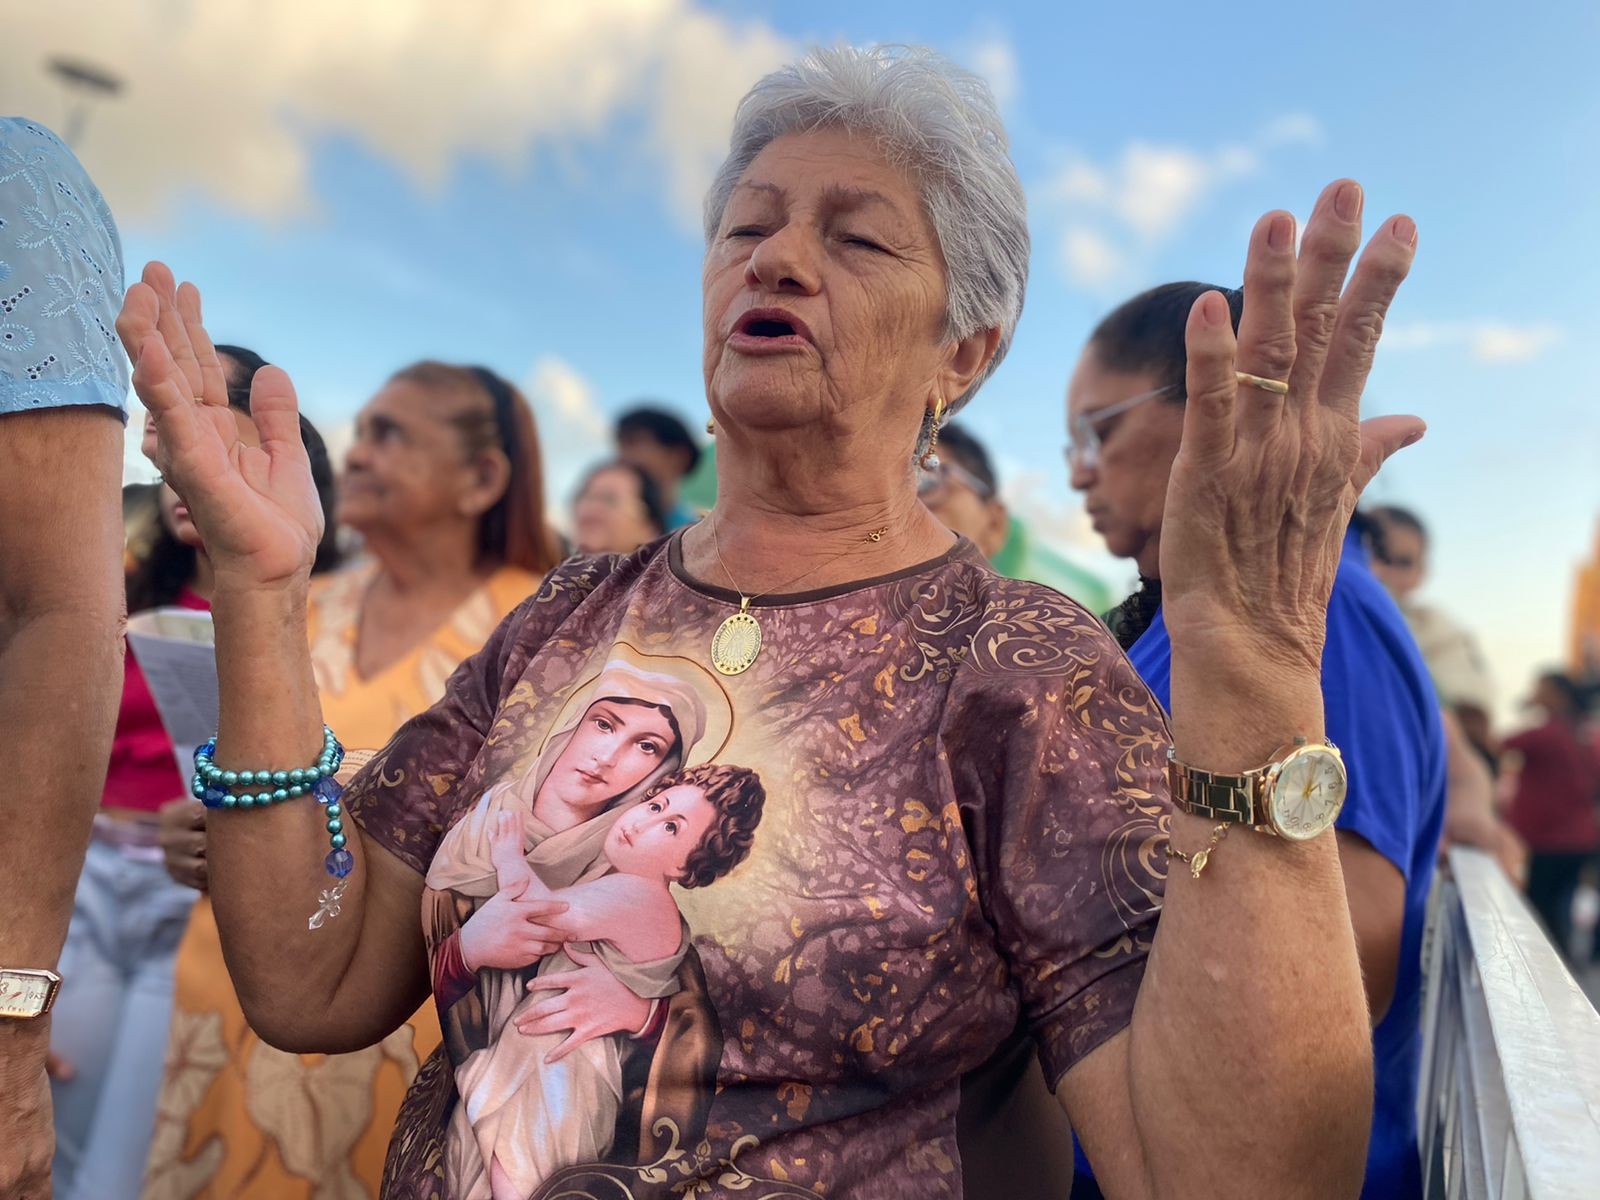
[728, 129, 930, 231]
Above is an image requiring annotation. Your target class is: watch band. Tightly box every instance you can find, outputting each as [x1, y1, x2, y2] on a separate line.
[1166, 751, 1263, 826]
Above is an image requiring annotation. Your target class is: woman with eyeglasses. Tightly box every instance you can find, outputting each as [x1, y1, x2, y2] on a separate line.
[142, 361, 562, 1200]
[1061, 281, 1446, 1200]
[918, 421, 1010, 561]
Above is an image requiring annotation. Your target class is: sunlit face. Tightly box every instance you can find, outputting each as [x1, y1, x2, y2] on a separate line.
[541, 698, 677, 818]
[701, 127, 954, 453]
[573, 466, 658, 555]
[602, 784, 716, 882]
[1371, 523, 1426, 600]
[1267, 747, 1347, 841]
[1064, 350, 1185, 577]
[338, 379, 483, 536]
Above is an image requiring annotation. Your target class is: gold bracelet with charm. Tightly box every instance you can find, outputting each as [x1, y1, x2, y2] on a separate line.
[1166, 822, 1232, 879]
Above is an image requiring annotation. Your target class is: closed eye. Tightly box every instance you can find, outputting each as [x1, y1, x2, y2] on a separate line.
[844, 235, 887, 252]
[727, 227, 765, 239]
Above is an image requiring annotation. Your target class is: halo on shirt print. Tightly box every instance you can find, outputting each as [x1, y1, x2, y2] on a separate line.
[423, 642, 772, 1200]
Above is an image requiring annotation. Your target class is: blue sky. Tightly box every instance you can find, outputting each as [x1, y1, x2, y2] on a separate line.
[10, 0, 1598, 720]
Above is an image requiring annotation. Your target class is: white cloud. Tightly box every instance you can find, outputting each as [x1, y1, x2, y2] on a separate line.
[1383, 320, 1564, 364]
[522, 355, 612, 517]
[965, 32, 1019, 110]
[10, 0, 791, 231]
[1060, 226, 1124, 287]
[1042, 114, 1320, 291]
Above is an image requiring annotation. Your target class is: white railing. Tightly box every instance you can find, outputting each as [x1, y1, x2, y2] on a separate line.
[1417, 847, 1600, 1199]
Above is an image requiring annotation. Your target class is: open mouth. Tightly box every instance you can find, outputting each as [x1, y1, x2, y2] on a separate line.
[731, 308, 813, 349]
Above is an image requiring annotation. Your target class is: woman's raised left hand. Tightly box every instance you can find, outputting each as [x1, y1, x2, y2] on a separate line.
[1159, 180, 1422, 679]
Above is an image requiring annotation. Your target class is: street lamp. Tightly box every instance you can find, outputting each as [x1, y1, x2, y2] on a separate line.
[47, 57, 124, 147]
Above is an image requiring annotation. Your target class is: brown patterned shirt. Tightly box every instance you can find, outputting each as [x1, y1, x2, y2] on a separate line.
[345, 535, 1170, 1199]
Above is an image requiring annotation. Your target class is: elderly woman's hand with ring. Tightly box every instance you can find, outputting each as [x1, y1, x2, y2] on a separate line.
[1159, 181, 1422, 692]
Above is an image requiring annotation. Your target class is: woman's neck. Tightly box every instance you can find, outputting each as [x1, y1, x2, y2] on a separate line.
[361, 522, 489, 597]
[531, 789, 597, 834]
[681, 432, 953, 596]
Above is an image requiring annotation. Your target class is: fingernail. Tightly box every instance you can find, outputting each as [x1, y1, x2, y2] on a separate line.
[1335, 182, 1362, 222]
[1268, 214, 1294, 251]
[1391, 215, 1418, 247]
[1202, 291, 1228, 325]
[1402, 429, 1425, 448]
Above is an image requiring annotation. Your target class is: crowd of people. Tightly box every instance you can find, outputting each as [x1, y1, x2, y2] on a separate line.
[1, 40, 1595, 1200]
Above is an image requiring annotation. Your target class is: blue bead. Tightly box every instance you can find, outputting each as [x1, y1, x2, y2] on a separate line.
[324, 848, 354, 878]
[240, 770, 256, 786]
[289, 768, 306, 785]
[259, 792, 276, 806]
[192, 739, 216, 767]
[190, 777, 203, 799]
[271, 770, 288, 786]
[288, 784, 305, 797]
[326, 817, 343, 835]
[273, 788, 288, 801]
[329, 832, 347, 849]
[222, 771, 238, 787]
[201, 783, 229, 809]
[220, 793, 238, 809]
[313, 777, 343, 805]
[324, 803, 341, 818]
[237, 794, 255, 809]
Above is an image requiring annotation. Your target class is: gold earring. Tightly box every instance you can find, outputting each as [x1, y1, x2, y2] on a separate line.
[706, 418, 716, 437]
[920, 399, 945, 470]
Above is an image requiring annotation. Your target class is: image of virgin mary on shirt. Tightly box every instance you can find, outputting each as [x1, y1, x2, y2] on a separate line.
[424, 643, 765, 1200]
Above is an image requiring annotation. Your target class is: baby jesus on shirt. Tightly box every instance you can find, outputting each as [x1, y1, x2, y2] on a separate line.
[465, 764, 766, 1200]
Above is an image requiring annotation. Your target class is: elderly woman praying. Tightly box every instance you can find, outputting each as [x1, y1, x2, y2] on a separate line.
[119, 45, 1422, 1200]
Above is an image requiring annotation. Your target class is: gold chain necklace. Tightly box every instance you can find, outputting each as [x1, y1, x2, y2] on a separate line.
[707, 517, 891, 676]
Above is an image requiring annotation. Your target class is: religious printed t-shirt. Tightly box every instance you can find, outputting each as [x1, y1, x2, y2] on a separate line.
[344, 534, 1171, 1199]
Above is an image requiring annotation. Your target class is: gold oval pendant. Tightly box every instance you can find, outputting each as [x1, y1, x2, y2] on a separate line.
[711, 611, 762, 676]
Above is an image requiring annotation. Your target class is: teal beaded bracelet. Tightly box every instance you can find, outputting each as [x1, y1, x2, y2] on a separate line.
[190, 727, 353, 880]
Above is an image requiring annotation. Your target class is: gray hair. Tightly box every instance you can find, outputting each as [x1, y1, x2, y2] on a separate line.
[704, 44, 1030, 416]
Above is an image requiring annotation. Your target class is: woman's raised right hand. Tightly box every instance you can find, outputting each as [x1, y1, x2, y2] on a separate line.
[116, 262, 323, 594]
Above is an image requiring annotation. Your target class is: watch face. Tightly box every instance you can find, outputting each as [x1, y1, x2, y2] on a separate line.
[1267, 746, 1347, 841]
[0, 969, 58, 1019]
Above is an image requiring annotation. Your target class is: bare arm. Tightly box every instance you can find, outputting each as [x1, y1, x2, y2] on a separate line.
[0, 406, 125, 1193]
[1061, 181, 1422, 1198]
[117, 267, 430, 1053]
[1338, 829, 1406, 1023]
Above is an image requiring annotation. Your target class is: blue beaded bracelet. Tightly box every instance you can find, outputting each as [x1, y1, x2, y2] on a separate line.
[189, 726, 353, 880]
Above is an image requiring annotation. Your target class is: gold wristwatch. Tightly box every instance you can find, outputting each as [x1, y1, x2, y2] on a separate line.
[0, 968, 62, 1020]
[1167, 739, 1347, 841]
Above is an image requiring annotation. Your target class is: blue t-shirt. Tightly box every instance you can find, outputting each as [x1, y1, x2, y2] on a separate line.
[1074, 530, 1446, 1200]
[0, 117, 127, 420]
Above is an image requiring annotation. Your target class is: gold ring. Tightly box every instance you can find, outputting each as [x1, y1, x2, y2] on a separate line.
[1235, 371, 1290, 396]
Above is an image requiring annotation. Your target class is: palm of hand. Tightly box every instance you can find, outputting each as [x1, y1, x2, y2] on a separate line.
[1157, 181, 1422, 672]
[116, 262, 323, 592]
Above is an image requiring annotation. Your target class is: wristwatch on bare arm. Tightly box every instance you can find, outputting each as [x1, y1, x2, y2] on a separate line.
[1168, 739, 1349, 840]
[0, 969, 62, 1021]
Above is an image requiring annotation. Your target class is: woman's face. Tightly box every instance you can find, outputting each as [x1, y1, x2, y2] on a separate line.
[573, 467, 657, 556]
[701, 127, 971, 456]
[1065, 350, 1185, 578]
[1371, 523, 1425, 599]
[542, 698, 678, 817]
[338, 379, 489, 537]
[602, 784, 715, 882]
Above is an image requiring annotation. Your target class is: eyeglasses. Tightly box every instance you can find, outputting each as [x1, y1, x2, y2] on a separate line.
[1064, 383, 1181, 471]
[918, 458, 995, 502]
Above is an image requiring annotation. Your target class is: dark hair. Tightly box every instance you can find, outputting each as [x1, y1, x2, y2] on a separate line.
[1088, 284, 1244, 649]
[1537, 670, 1590, 719]
[126, 345, 342, 612]
[658, 763, 767, 888]
[591, 695, 683, 767]
[387, 361, 563, 577]
[578, 460, 667, 539]
[1089, 282, 1246, 396]
[936, 422, 998, 496]
[616, 406, 701, 476]
[1367, 505, 1428, 562]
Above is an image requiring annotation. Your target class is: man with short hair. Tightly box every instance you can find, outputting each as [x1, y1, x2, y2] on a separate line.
[0, 117, 130, 1200]
[615, 405, 702, 530]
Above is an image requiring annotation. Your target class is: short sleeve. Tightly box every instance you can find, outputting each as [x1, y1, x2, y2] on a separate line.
[1320, 566, 1446, 883]
[948, 583, 1170, 1087]
[0, 118, 129, 420]
[344, 556, 616, 874]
